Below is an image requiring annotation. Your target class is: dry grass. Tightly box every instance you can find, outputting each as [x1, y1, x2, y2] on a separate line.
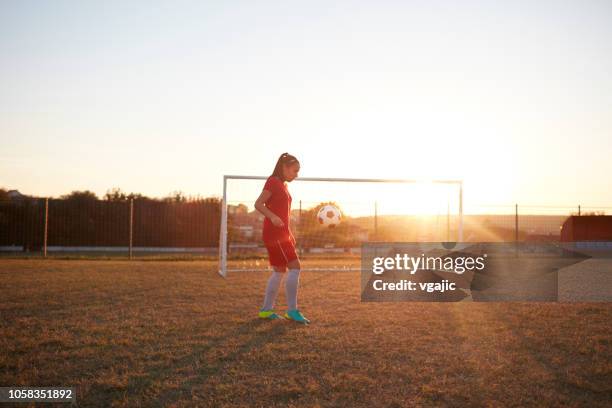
[0, 259, 610, 407]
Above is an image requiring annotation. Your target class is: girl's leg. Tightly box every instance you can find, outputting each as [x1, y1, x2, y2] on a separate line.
[285, 259, 301, 311]
[261, 266, 286, 311]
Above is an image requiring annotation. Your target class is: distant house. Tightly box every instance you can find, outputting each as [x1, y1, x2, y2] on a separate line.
[7, 190, 25, 200]
[238, 225, 254, 238]
[560, 216, 612, 241]
[228, 204, 248, 215]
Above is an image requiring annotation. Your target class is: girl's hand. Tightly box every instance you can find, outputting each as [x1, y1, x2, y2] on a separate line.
[270, 214, 285, 227]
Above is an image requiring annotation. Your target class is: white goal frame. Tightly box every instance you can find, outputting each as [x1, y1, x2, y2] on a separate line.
[218, 175, 463, 277]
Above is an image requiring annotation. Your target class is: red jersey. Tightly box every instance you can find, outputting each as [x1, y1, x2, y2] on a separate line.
[262, 176, 293, 243]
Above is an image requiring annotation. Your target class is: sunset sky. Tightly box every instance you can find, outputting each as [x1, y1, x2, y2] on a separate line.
[1, 1, 611, 212]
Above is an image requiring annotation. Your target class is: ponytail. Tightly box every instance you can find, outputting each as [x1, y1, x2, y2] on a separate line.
[271, 152, 299, 180]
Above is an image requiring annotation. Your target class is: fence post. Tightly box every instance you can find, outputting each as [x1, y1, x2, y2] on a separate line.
[374, 201, 378, 240]
[298, 200, 303, 256]
[515, 203, 519, 256]
[447, 200, 450, 242]
[129, 198, 134, 260]
[578, 205, 581, 216]
[43, 197, 49, 258]
[458, 182, 463, 242]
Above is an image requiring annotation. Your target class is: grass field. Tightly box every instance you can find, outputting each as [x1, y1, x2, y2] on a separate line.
[1, 259, 610, 407]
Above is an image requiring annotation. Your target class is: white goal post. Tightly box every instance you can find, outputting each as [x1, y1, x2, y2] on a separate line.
[218, 175, 463, 277]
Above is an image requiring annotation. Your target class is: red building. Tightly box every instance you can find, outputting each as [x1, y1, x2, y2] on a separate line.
[560, 216, 612, 241]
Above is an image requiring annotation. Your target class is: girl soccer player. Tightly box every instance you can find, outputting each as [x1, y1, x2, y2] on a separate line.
[254, 153, 310, 324]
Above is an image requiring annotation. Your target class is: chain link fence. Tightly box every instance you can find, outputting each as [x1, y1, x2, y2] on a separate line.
[465, 205, 611, 242]
[0, 198, 610, 258]
[0, 198, 220, 259]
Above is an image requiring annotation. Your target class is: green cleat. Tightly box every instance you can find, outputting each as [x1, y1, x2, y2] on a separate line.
[284, 309, 310, 324]
[258, 310, 285, 320]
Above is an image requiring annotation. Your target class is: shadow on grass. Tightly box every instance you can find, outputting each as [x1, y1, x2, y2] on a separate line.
[85, 316, 298, 406]
[491, 306, 610, 401]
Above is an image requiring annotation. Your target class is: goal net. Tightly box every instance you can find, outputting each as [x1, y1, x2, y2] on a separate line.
[218, 176, 463, 276]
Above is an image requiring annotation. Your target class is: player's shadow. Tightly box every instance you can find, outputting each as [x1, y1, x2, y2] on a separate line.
[120, 316, 298, 406]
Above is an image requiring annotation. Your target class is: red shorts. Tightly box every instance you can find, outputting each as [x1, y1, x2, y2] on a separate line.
[265, 239, 298, 269]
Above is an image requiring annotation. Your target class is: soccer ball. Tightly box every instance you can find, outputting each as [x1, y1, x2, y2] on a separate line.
[317, 205, 341, 228]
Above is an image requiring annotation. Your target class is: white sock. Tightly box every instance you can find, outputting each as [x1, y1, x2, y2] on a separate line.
[285, 268, 300, 311]
[261, 271, 284, 311]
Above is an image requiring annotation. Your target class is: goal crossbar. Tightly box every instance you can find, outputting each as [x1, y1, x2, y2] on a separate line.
[224, 175, 462, 184]
[218, 175, 464, 277]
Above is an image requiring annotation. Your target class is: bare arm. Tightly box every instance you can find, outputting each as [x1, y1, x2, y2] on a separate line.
[255, 190, 284, 227]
